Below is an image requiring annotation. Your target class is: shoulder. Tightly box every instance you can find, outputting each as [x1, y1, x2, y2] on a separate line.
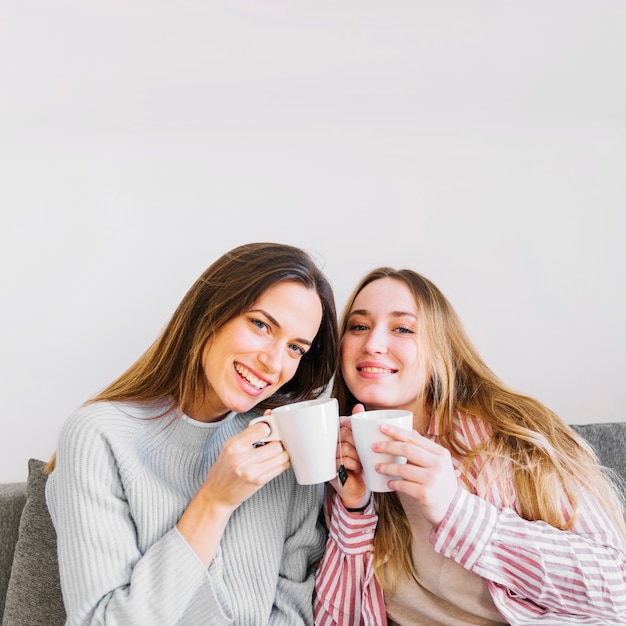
[56, 401, 173, 459]
[451, 411, 494, 448]
[52, 401, 180, 489]
[451, 412, 518, 507]
[60, 400, 154, 435]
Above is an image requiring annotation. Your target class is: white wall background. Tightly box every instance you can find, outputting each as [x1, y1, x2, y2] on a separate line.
[1, 0, 625, 483]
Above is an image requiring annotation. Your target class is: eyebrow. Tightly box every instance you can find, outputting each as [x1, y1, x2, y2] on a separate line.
[348, 308, 417, 319]
[250, 308, 314, 346]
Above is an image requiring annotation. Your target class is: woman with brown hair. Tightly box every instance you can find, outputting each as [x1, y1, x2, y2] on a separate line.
[314, 267, 626, 625]
[45, 242, 338, 624]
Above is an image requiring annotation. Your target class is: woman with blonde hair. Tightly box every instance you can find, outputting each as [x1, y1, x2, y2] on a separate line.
[46, 242, 338, 624]
[314, 267, 626, 625]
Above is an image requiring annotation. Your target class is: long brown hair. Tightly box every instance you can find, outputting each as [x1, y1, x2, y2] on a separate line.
[47, 242, 338, 471]
[333, 267, 626, 595]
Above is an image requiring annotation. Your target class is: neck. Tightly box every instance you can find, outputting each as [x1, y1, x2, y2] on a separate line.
[414, 410, 431, 435]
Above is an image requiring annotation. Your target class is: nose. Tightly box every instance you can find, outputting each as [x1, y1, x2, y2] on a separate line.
[362, 326, 387, 355]
[258, 341, 282, 372]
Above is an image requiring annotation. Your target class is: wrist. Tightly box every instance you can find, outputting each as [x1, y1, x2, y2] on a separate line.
[344, 504, 368, 513]
[340, 494, 371, 513]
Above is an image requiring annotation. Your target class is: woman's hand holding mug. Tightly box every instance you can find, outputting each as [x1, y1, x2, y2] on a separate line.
[374, 424, 459, 528]
[329, 404, 371, 510]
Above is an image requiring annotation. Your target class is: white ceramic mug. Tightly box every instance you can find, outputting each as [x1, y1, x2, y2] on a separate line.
[350, 409, 413, 492]
[250, 397, 339, 485]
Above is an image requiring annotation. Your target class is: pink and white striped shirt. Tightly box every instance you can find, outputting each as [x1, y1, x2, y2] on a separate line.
[314, 413, 626, 625]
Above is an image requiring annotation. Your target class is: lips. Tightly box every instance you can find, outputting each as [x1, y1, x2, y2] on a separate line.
[357, 362, 397, 375]
[234, 363, 270, 390]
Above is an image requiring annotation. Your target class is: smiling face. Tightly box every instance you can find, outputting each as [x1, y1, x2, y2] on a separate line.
[340, 277, 429, 417]
[188, 281, 324, 422]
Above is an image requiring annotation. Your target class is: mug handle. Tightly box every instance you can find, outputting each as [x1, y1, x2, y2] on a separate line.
[249, 415, 281, 445]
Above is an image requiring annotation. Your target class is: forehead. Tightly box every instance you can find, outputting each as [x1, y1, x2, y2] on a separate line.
[252, 280, 323, 335]
[253, 280, 318, 307]
[351, 277, 417, 315]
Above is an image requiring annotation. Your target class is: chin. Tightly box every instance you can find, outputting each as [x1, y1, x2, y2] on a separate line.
[229, 401, 260, 415]
[360, 395, 401, 410]
[358, 398, 387, 410]
[233, 394, 271, 414]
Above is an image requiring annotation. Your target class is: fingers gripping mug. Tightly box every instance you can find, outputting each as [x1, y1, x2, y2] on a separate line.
[250, 397, 339, 485]
[350, 409, 413, 492]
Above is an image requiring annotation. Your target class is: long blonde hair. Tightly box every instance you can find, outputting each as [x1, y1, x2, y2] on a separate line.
[46, 242, 338, 473]
[333, 267, 626, 595]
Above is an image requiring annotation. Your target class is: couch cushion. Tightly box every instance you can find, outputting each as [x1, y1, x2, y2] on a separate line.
[572, 422, 626, 486]
[0, 482, 26, 619]
[2, 459, 65, 626]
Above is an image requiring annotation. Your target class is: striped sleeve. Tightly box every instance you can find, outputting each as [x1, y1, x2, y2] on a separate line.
[432, 487, 626, 624]
[314, 497, 387, 626]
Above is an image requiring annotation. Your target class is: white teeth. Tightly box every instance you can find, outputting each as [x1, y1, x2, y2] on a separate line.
[360, 367, 393, 374]
[235, 364, 268, 389]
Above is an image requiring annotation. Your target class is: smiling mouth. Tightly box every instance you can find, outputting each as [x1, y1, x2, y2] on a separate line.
[358, 366, 396, 374]
[235, 363, 269, 390]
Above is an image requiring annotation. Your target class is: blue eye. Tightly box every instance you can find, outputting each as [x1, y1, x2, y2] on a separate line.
[288, 344, 306, 357]
[395, 326, 414, 335]
[349, 324, 369, 332]
[252, 319, 268, 331]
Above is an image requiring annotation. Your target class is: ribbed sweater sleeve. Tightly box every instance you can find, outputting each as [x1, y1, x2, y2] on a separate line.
[45, 402, 326, 625]
[46, 405, 232, 625]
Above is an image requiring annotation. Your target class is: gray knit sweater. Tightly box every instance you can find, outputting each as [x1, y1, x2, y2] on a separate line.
[45, 401, 326, 625]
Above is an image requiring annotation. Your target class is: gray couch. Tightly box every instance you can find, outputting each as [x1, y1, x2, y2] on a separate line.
[1, 423, 625, 625]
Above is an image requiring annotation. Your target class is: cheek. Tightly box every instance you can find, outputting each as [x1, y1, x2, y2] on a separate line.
[281, 354, 302, 381]
[340, 337, 357, 361]
[402, 346, 423, 375]
[339, 344, 358, 380]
